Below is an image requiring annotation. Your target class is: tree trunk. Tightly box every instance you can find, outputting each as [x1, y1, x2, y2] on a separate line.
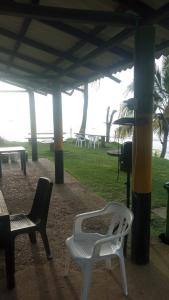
[106, 107, 110, 143]
[106, 108, 116, 143]
[160, 125, 169, 158]
[79, 83, 88, 134]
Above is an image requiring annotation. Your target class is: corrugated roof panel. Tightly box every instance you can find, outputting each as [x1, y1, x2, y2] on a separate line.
[0, 16, 23, 34]
[0, 52, 10, 63]
[155, 25, 169, 44]
[10, 67, 29, 75]
[72, 66, 95, 77]
[0, 0, 168, 93]
[0, 35, 15, 50]
[97, 26, 125, 41]
[13, 57, 44, 72]
[61, 76, 76, 84]
[74, 43, 97, 58]
[67, 23, 95, 33]
[40, 0, 116, 11]
[26, 20, 78, 52]
[142, 0, 169, 9]
[0, 63, 7, 71]
[121, 36, 134, 50]
[92, 51, 122, 67]
[18, 44, 57, 64]
[57, 60, 73, 69]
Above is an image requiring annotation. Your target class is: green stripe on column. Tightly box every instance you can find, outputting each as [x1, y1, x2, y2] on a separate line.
[131, 192, 151, 264]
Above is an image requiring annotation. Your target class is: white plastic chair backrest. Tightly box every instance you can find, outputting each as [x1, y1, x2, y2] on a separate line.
[100, 202, 133, 244]
[76, 134, 85, 141]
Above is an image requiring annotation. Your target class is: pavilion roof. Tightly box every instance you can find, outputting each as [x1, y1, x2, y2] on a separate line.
[0, 0, 169, 94]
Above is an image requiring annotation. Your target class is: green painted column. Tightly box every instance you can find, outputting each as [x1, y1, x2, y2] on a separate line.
[53, 86, 64, 184]
[28, 90, 38, 161]
[131, 25, 155, 264]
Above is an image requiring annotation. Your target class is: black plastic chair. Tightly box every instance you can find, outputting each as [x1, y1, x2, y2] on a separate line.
[10, 177, 53, 263]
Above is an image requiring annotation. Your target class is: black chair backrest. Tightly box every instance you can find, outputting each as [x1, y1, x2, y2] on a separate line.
[28, 177, 53, 227]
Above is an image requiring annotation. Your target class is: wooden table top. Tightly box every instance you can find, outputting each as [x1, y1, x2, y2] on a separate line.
[107, 149, 121, 157]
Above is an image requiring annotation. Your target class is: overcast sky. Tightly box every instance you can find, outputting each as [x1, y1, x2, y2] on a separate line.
[0, 56, 163, 141]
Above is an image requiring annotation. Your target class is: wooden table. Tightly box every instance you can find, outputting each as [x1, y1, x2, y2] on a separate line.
[0, 191, 15, 289]
[107, 149, 121, 157]
[0, 146, 26, 177]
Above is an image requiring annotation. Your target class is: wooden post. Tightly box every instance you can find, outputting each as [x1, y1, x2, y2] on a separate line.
[53, 86, 64, 184]
[131, 25, 155, 264]
[28, 90, 38, 161]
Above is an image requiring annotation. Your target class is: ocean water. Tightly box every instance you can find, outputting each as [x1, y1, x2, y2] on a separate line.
[116, 138, 168, 159]
[153, 140, 168, 159]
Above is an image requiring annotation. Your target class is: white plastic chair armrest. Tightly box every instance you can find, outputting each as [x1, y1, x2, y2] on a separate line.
[73, 208, 105, 235]
[92, 232, 126, 257]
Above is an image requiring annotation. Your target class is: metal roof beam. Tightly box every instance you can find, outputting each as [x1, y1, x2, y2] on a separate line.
[146, 3, 169, 25]
[41, 20, 133, 60]
[0, 45, 84, 81]
[0, 26, 124, 82]
[62, 57, 131, 92]
[7, 17, 31, 69]
[0, 3, 137, 26]
[111, 0, 154, 16]
[0, 74, 51, 95]
[112, 0, 169, 29]
[52, 28, 133, 79]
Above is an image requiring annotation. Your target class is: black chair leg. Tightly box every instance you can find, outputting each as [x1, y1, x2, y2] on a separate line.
[40, 230, 52, 260]
[29, 232, 37, 244]
[5, 237, 15, 289]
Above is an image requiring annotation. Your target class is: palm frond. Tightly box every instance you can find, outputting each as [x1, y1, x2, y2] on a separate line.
[115, 125, 133, 139]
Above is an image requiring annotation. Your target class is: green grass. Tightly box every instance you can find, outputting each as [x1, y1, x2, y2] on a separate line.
[64, 142, 126, 201]
[63, 142, 169, 236]
[1, 139, 169, 236]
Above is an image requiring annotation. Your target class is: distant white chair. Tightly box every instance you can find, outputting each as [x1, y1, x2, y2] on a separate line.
[75, 134, 86, 147]
[88, 135, 100, 149]
[65, 202, 133, 300]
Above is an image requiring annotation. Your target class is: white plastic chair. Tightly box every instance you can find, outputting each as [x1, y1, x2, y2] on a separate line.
[75, 134, 86, 147]
[65, 202, 133, 300]
[88, 135, 100, 149]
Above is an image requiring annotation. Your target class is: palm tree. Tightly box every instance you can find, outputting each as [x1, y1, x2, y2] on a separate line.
[105, 106, 117, 142]
[79, 83, 88, 134]
[115, 98, 134, 140]
[117, 56, 169, 158]
[153, 57, 169, 158]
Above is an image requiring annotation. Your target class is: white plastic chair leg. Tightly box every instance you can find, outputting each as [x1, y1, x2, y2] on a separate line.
[119, 254, 128, 296]
[81, 264, 92, 300]
[105, 257, 112, 270]
[64, 253, 71, 276]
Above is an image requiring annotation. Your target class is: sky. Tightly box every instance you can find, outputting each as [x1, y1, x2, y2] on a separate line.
[0, 56, 163, 142]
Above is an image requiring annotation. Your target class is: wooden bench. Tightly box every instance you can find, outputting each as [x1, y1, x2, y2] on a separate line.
[0, 191, 15, 289]
[27, 132, 54, 142]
